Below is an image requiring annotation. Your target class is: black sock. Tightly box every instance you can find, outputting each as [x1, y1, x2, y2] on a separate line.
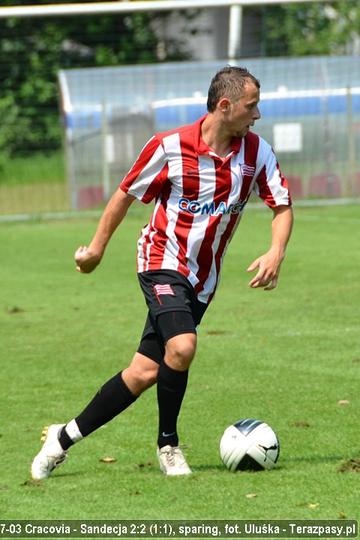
[157, 361, 188, 449]
[69, 371, 137, 438]
[58, 427, 74, 451]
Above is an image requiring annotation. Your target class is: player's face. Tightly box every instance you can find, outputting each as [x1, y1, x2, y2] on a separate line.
[225, 82, 261, 137]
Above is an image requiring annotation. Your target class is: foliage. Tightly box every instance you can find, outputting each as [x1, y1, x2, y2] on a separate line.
[261, 1, 360, 57]
[0, 1, 195, 157]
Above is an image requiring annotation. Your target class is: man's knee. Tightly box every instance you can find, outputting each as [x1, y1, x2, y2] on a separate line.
[122, 353, 159, 395]
[165, 333, 197, 371]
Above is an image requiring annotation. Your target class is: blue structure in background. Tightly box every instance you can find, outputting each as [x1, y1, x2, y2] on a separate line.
[152, 93, 360, 132]
[65, 92, 360, 132]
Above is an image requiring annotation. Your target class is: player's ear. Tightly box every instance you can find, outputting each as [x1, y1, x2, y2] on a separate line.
[217, 97, 231, 113]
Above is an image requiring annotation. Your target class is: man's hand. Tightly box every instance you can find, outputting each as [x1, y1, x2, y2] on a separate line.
[74, 189, 135, 275]
[75, 246, 102, 274]
[247, 247, 284, 290]
[75, 188, 135, 274]
[247, 205, 293, 290]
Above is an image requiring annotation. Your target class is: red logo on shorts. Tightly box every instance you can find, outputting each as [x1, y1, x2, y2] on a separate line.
[153, 284, 175, 304]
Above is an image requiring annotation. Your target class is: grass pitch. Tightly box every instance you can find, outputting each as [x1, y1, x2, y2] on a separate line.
[0, 203, 359, 522]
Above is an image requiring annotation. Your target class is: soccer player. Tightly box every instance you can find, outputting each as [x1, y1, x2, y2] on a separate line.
[31, 66, 293, 479]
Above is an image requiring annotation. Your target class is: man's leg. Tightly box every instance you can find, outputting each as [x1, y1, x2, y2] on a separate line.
[31, 353, 158, 480]
[135, 311, 198, 475]
[64, 352, 159, 443]
[156, 332, 197, 476]
[157, 331, 197, 449]
[137, 270, 208, 475]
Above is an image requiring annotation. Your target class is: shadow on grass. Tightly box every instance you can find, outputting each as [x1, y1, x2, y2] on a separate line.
[281, 454, 344, 464]
[189, 455, 347, 474]
[23, 455, 350, 485]
[191, 464, 228, 473]
[189, 454, 347, 472]
[23, 471, 83, 486]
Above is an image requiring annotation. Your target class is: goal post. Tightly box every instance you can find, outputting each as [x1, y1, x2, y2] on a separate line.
[0, 0, 332, 19]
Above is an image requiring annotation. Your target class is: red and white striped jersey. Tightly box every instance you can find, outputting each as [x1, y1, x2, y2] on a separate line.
[120, 115, 291, 305]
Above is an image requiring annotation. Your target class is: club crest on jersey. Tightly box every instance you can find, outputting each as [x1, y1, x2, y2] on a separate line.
[178, 197, 246, 215]
[240, 164, 256, 177]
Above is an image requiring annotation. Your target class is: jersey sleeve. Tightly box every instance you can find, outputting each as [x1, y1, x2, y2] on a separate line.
[253, 139, 292, 208]
[120, 135, 169, 204]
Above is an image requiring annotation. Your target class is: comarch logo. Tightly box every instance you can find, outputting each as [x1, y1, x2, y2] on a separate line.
[178, 197, 247, 215]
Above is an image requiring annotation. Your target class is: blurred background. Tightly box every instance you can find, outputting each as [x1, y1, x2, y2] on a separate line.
[0, 0, 359, 218]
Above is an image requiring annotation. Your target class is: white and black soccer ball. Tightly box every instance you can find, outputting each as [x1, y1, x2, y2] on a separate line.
[220, 418, 280, 471]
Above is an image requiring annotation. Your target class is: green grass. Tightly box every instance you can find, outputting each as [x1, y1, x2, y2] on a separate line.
[0, 151, 65, 185]
[0, 204, 359, 523]
[0, 151, 69, 215]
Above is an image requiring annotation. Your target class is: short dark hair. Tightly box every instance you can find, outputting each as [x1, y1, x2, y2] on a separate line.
[207, 66, 260, 112]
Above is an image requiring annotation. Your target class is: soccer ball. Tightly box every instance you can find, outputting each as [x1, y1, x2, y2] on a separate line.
[220, 418, 280, 471]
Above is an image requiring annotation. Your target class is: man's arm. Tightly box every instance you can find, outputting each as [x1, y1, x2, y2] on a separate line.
[247, 205, 293, 290]
[75, 188, 135, 274]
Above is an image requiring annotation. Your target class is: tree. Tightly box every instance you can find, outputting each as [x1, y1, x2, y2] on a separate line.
[260, 1, 360, 57]
[0, 1, 196, 156]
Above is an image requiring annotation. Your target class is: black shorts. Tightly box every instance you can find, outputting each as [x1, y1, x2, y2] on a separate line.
[137, 270, 208, 364]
